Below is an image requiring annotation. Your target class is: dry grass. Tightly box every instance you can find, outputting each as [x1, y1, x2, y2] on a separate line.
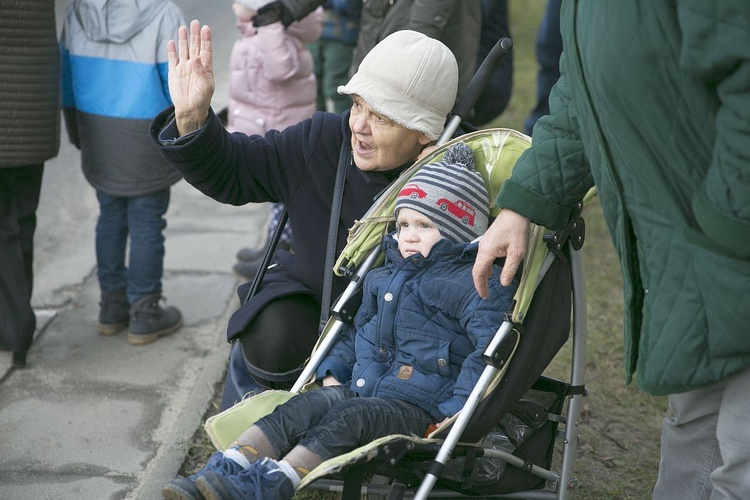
[177, 1, 667, 498]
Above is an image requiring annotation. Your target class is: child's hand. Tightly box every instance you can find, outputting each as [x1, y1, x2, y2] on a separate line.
[435, 417, 451, 429]
[322, 375, 341, 386]
[167, 20, 215, 136]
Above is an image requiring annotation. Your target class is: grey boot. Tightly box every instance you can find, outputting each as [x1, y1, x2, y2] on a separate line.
[98, 288, 130, 335]
[127, 294, 182, 346]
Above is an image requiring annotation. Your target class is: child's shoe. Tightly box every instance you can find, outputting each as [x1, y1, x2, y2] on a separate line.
[127, 293, 182, 345]
[97, 288, 129, 335]
[196, 457, 295, 500]
[161, 451, 244, 500]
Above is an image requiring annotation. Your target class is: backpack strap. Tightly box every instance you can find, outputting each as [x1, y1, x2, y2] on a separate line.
[319, 144, 351, 331]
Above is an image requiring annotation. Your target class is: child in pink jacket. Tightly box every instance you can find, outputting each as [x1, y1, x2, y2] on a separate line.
[229, 0, 323, 278]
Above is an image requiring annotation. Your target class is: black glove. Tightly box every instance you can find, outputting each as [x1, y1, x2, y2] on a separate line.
[252, 0, 295, 27]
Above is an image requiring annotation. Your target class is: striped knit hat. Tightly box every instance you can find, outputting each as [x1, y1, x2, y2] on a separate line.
[395, 143, 489, 243]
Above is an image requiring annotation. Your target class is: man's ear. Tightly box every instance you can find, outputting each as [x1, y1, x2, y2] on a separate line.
[418, 134, 433, 146]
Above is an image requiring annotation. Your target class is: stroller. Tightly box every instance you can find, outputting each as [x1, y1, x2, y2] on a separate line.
[204, 126, 592, 499]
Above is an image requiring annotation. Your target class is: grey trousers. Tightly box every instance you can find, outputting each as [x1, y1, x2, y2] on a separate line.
[652, 366, 750, 499]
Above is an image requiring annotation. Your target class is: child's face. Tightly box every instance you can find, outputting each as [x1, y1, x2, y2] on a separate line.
[396, 208, 443, 258]
[232, 1, 256, 23]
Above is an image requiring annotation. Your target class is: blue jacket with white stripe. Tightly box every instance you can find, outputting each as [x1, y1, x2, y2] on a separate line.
[60, 0, 185, 196]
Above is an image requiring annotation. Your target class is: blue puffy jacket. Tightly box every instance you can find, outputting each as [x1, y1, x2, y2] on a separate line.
[317, 234, 516, 421]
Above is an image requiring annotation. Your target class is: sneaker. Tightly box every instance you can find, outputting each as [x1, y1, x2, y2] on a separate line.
[196, 458, 294, 500]
[127, 293, 182, 345]
[162, 451, 244, 500]
[97, 288, 129, 335]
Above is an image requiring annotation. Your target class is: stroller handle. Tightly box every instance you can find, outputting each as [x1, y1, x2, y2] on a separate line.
[438, 37, 513, 144]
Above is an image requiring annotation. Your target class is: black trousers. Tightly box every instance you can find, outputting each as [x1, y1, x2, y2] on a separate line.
[0, 164, 44, 359]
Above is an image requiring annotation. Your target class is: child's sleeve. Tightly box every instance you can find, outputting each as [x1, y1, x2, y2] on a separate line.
[315, 323, 356, 384]
[438, 273, 516, 417]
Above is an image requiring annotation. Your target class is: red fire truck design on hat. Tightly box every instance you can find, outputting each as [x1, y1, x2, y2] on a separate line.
[437, 198, 476, 226]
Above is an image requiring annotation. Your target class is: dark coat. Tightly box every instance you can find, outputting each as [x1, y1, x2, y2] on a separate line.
[0, 0, 59, 168]
[317, 236, 514, 421]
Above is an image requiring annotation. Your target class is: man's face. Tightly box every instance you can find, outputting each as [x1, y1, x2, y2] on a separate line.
[348, 96, 432, 172]
[396, 207, 443, 258]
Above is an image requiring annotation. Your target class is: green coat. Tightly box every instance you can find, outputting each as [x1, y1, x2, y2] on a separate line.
[497, 0, 750, 396]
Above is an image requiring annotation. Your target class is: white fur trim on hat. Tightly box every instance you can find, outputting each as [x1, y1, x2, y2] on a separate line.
[395, 143, 489, 243]
[337, 30, 458, 141]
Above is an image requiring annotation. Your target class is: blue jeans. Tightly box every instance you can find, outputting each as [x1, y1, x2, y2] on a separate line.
[524, 0, 563, 136]
[256, 385, 434, 462]
[95, 189, 170, 304]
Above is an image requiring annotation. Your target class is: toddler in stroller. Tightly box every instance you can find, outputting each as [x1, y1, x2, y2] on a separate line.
[162, 142, 518, 500]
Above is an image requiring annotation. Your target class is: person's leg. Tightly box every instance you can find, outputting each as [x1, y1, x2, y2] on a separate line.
[251, 386, 357, 461]
[197, 394, 433, 500]
[472, 0, 514, 126]
[0, 164, 43, 367]
[524, 0, 563, 135]
[125, 188, 182, 344]
[220, 294, 321, 410]
[323, 40, 355, 114]
[95, 191, 130, 334]
[709, 366, 750, 499]
[165, 386, 355, 498]
[652, 380, 725, 499]
[125, 189, 169, 302]
[308, 40, 326, 112]
[233, 202, 292, 279]
[295, 396, 434, 463]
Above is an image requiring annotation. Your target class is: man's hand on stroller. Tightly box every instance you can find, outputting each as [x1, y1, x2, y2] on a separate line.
[167, 20, 215, 136]
[473, 209, 530, 296]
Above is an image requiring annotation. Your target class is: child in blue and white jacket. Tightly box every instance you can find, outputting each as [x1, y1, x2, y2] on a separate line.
[162, 142, 517, 500]
[60, 0, 185, 345]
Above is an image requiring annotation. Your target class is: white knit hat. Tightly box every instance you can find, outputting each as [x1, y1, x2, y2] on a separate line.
[395, 143, 489, 243]
[338, 30, 458, 140]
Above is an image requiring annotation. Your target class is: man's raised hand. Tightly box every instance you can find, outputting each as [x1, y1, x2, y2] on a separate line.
[167, 20, 215, 136]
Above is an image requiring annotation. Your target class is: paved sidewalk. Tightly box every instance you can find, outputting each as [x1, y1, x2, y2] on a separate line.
[0, 181, 266, 499]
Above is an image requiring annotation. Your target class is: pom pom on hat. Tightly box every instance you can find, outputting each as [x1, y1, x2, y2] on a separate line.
[395, 143, 489, 243]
